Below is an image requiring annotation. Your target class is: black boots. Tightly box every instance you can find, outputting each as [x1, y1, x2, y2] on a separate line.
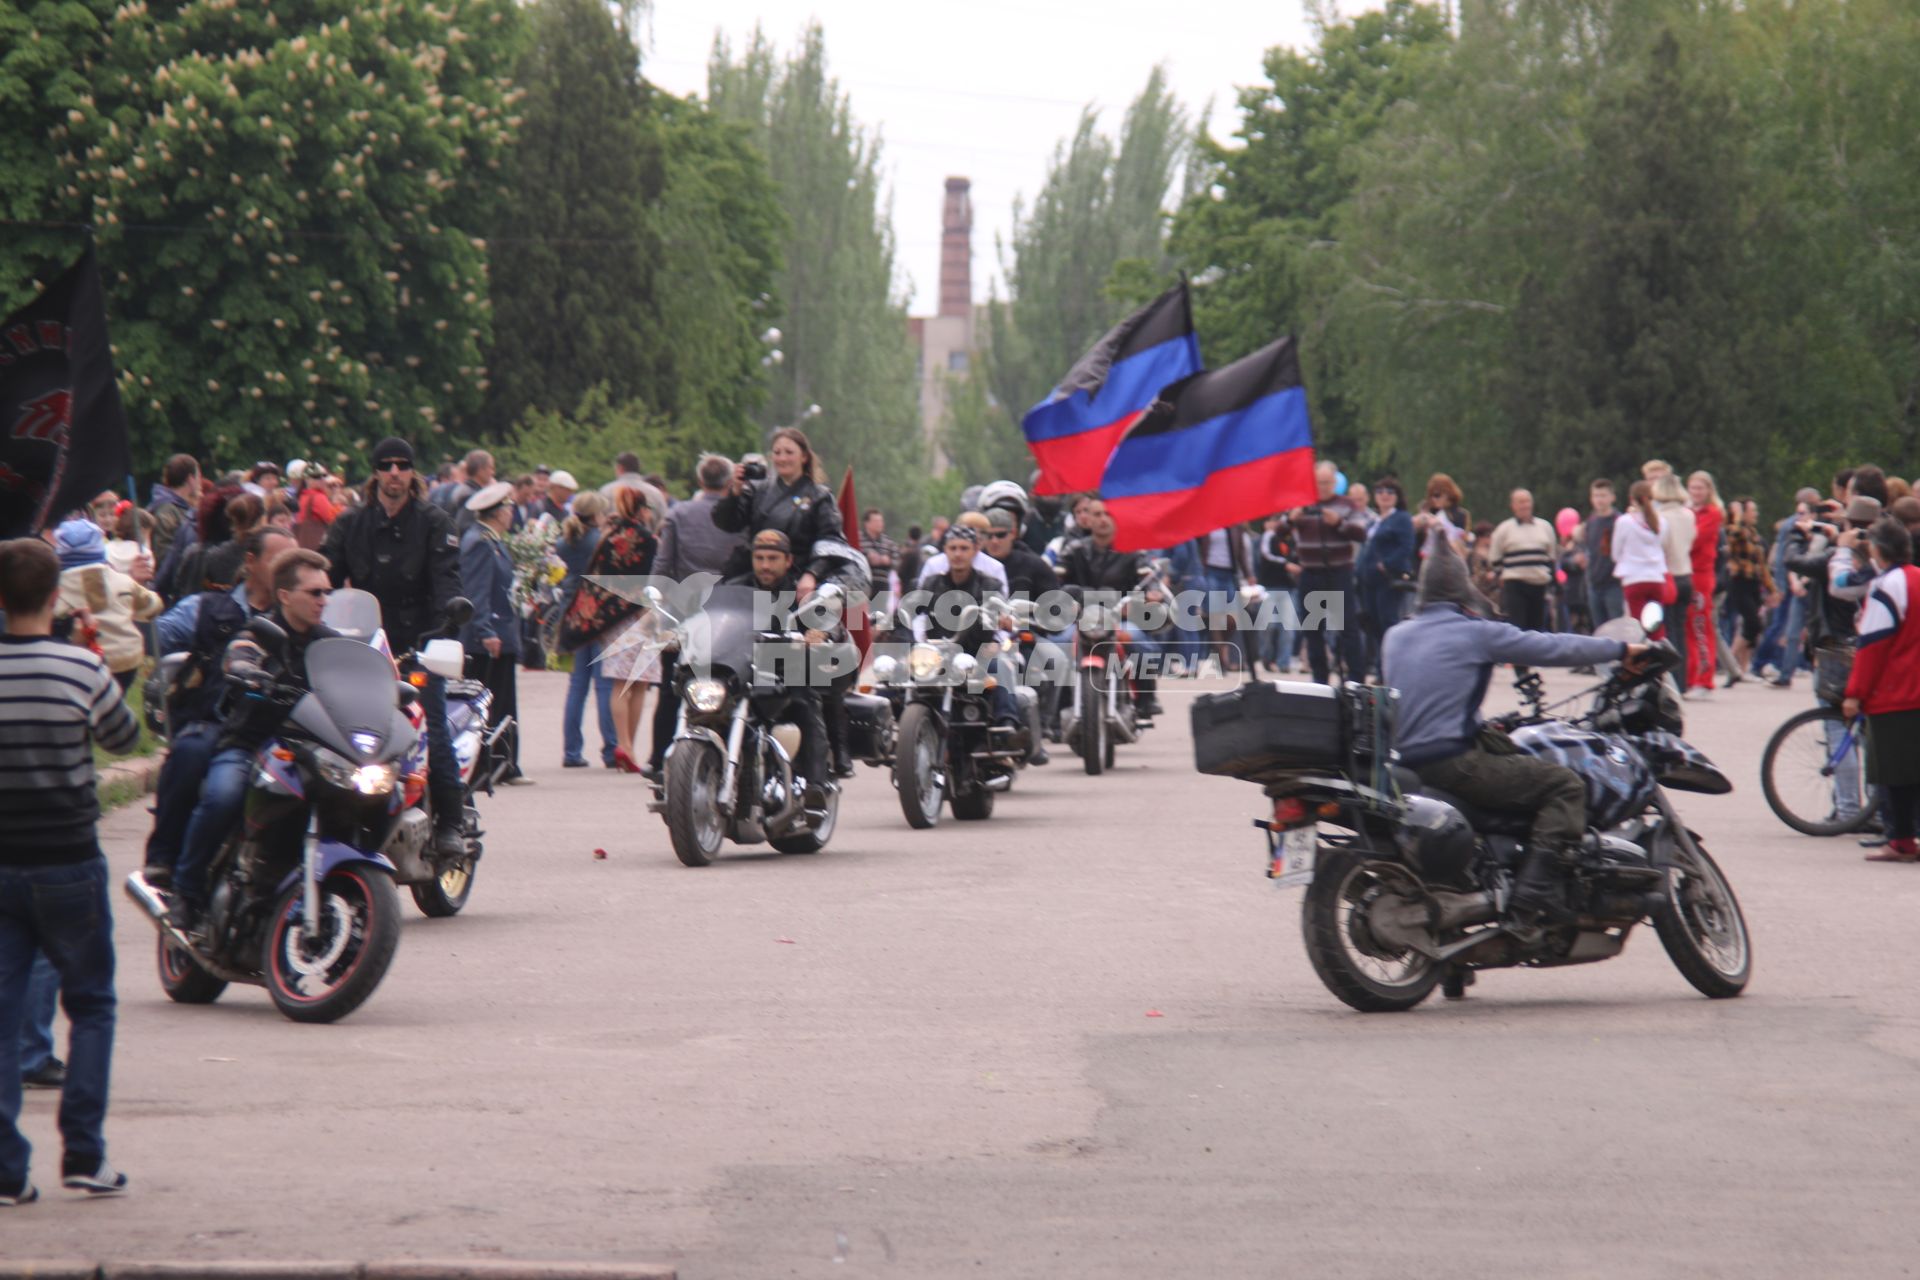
[1507, 842, 1576, 925]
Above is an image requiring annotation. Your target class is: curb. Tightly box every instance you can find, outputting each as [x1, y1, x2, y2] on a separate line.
[97, 752, 165, 798]
[4, 1265, 675, 1280]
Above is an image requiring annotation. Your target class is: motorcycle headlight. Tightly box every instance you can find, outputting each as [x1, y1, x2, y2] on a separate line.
[312, 747, 396, 795]
[871, 655, 899, 683]
[686, 677, 728, 714]
[953, 653, 978, 675]
[350, 763, 398, 795]
[909, 644, 944, 682]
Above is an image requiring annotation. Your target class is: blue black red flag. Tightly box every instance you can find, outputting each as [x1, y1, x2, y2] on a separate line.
[1020, 281, 1202, 496]
[0, 246, 130, 537]
[1099, 336, 1316, 553]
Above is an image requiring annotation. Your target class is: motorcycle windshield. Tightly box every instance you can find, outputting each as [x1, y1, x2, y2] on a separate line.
[287, 638, 408, 760]
[321, 588, 384, 641]
[680, 584, 764, 679]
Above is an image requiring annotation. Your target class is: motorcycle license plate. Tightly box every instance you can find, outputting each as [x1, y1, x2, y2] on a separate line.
[1269, 826, 1317, 887]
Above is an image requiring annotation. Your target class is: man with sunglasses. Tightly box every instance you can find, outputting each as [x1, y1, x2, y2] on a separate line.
[169, 551, 341, 934]
[320, 437, 466, 860]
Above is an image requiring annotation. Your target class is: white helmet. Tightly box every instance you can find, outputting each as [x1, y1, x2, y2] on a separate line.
[978, 479, 1030, 524]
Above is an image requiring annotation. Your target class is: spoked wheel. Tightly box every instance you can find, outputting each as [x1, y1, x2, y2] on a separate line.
[157, 934, 226, 1005]
[894, 703, 945, 829]
[1760, 707, 1874, 836]
[665, 741, 728, 866]
[1654, 840, 1751, 998]
[1300, 851, 1440, 1012]
[1080, 669, 1106, 777]
[770, 784, 837, 854]
[411, 816, 477, 916]
[263, 866, 401, 1023]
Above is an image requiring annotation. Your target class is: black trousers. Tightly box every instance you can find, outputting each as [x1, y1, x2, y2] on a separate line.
[466, 649, 520, 776]
[1500, 579, 1550, 632]
[1298, 567, 1364, 684]
[1417, 742, 1587, 850]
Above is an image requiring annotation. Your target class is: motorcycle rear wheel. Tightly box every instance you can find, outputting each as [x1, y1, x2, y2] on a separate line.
[410, 850, 475, 917]
[666, 741, 728, 866]
[1301, 851, 1440, 1012]
[950, 783, 995, 821]
[263, 865, 400, 1024]
[157, 934, 226, 1005]
[895, 703, 944, 829]
[1654, 840, 1751, 998]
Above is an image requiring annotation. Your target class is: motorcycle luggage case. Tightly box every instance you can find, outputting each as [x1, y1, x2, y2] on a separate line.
[1191, 680, 1345, 779]
[845, 691, 896, 763]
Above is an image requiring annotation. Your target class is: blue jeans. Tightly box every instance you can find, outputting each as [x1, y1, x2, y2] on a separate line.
[20, 953, 57, 1074]
[1588, 580, 1623, 629]
[144, 720, 219, 871]
[419, 672, 463, 829]
[563, 639, 617, 765]
[177, 746, 254, 907]
[0, 856, 117, 1188]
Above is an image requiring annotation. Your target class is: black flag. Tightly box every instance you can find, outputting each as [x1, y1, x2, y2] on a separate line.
[0, 246, 131, 537]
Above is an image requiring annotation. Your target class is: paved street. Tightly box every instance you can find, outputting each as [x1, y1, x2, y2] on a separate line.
[11, 664, 1920, 1277]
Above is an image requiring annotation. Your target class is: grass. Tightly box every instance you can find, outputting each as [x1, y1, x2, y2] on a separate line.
[95, 678, 159, 767]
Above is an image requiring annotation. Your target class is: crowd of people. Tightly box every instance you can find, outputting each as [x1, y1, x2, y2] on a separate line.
[4, 424, 1920, 1205]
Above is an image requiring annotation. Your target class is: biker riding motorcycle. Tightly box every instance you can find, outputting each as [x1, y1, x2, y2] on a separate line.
[319, 436, 465, 861]
[907, 525, 1024, 739]
[1056, 497, 1165, 718]
[806, 534, 873, 778]
[721, 529, 834, 808]
[1382, 534, 1650, 924]
[170, 549, 340, 933]
[980, 493, 1061, 763]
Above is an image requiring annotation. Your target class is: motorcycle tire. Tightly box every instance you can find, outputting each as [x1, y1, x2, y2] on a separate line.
[157, 935, 226, 1005]
[1759, 707, 1875, 837]
[771, 785, 838, 855]
[262, 865, 401, 1024]
[895, 702, 944, 830]
[1300, 850, 1440, 1013]
[1653, 840, 1751, 999]
[950, 784, 994, 821]
[666, 741, 728, 867]
[410, 844, 476, 917]
[1080, 670, 1105, 777]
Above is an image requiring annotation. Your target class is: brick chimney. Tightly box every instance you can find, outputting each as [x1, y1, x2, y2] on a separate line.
[939, 177, 972, 319]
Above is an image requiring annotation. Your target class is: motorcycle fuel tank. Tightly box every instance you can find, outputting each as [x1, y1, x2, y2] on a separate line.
[1508, 722, 1657, 830]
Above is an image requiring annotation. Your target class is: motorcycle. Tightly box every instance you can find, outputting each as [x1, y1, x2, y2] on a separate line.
[124, 614, 467, 1022]
[1060, 560, 1173, 776]
[1199, 603, 1751, 1011]
[650, 583, 841, 866]
[869, 627, 1028, 828]
[320, 589, 503, 917]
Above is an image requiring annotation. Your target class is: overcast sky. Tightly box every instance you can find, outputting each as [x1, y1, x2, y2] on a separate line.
[641, 1, 1346, 314]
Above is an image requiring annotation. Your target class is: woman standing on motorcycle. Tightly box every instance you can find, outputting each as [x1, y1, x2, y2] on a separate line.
[712, 427, 844, 596]
[1843, 518, 1920, 863]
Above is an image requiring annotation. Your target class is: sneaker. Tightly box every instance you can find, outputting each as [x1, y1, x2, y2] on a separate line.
[0, 1181, 37, 1207]
[61, 1161, 128, 1197]
[562, 757, 590, 769]
[21, 1058, 65, 1090]
[1769, 677, 1793, 689]
[1757, 664, 1780, 681]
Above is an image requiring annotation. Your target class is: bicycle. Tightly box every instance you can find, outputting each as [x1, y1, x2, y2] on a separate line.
[1760, 705, 1875, 836]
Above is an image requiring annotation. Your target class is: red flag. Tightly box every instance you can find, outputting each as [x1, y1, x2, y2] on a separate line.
[837, 466, 872, 660]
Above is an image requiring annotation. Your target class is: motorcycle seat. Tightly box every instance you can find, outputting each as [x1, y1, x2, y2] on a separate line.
[1400, 772, 1537, 838]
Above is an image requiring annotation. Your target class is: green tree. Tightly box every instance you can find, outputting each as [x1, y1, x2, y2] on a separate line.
[12, 0, 525, 475]
[706, 24, 924, 509]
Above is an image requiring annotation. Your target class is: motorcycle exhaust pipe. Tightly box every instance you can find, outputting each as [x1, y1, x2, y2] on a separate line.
[983, 774, 1013, 792]
[122, 873, 253, 985]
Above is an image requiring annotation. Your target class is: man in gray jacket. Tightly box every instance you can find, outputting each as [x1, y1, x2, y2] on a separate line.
[647, 455, 746, 777]
[1384, 535, 1648, 921]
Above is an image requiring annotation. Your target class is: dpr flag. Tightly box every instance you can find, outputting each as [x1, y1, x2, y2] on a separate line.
[0, 246, 131, 537]
[1020, 281, 1202, 496]
[1099, 336, 1317, 554]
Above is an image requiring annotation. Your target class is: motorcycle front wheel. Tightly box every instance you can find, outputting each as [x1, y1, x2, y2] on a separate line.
[894, 702, 944, 829]
[1300, 851, 1440, 1012]
[157, 934, 227, 1005]
[1654, 840, 1751, 998]
[1080, 669, 1106, 777]
[666, 740, 728, 866]
[770, 785, 837, 855]
[263, 865, 401, 1024]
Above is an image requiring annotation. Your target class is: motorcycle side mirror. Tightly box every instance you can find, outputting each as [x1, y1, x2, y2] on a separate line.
[245, 615, 288, 665]
[1639, 601, 1664, 634]
[443, 596, 475, 629]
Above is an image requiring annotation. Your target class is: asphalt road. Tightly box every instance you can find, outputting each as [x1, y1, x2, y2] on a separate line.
[11, 664, 1920, 1277]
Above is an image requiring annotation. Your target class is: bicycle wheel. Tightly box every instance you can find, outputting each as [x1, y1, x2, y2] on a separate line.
[1760, 706, 1874, 837]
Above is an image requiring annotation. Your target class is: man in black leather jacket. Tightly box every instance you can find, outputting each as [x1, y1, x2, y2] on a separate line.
[719, 530, 833, 805]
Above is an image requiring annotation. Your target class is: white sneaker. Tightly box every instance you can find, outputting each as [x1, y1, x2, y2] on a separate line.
[62, 1162, 128, 1197]
[1683, 687, 1713, 701]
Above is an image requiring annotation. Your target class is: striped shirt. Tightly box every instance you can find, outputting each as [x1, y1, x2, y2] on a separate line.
[0, 635, 140, 863]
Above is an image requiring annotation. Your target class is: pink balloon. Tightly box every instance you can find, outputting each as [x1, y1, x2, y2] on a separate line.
[1555, 507, 1581, 538]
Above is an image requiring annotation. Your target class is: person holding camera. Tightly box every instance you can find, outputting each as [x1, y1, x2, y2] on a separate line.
[1275, 460, 1368, 684]
[712, 427, 844, 594]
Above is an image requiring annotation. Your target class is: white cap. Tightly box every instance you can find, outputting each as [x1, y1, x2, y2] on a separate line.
[286, 459, 308, 482]
[465, 480, 515, 512]
[547, 469, 579, 493]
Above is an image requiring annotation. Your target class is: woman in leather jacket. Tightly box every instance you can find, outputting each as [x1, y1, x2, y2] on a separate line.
[712, 427, 844, 592]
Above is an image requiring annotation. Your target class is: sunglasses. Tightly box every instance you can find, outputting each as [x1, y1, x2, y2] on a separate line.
[291, 587, 332, 599]
[375, 459, 412, 472]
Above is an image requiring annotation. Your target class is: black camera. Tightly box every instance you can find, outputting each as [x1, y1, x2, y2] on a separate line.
[741, 459, 768, 483]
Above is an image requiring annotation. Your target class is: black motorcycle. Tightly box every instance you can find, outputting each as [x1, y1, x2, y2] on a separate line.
[1197, 608, 1751, 1011]
[652, 583, 840, 866]
[869, 634, 1025, 828]
[125, 616, 425, 1023]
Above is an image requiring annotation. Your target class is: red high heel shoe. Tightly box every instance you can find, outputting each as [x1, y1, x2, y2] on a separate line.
[611, 748, 644, 775]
